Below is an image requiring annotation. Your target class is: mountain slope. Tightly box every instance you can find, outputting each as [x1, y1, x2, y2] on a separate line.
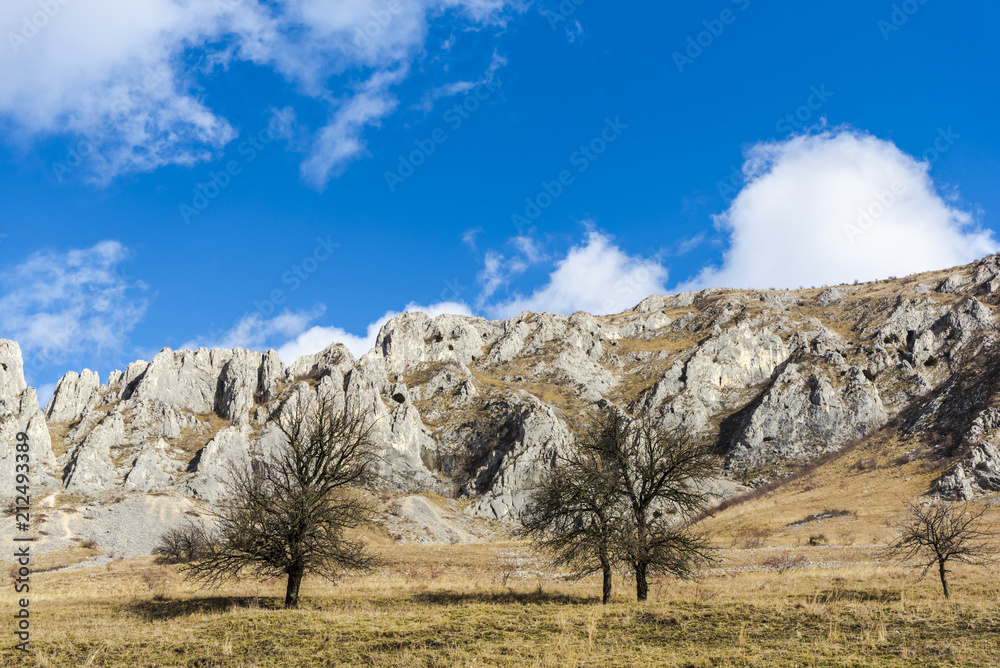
[5, 256, 1000, 540]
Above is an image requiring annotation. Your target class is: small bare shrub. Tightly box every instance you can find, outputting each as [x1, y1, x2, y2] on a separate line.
[760, 554, 808, 575]
[733, 525, 771, 549]
[142, 565, 171, 596]
[852, 458, 878, 472]
[891, 453, 915, 467]
[837, 528, 857, 546]
[493, 558, 518, 587]
[154, 523, 209, 564]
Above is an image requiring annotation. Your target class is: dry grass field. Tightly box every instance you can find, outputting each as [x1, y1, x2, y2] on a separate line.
[4, 441, 998, 668]
[2, 546, 998, 667]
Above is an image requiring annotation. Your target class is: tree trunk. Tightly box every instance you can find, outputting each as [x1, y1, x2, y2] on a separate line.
[600, 551, 612, 605]
[285, 565, 305, 608]
[635, 561, 649, 602]
[938, 560, 950, 599]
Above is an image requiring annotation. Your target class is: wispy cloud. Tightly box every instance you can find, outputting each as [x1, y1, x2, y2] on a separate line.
[0, 0, 524, 186]
[0, 240, 148, 364]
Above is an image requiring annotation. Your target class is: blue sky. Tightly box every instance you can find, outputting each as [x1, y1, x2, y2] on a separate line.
[1, 0, 998, 401]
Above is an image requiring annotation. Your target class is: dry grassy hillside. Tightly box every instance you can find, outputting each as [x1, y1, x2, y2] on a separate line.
[3, 443, 997, 667]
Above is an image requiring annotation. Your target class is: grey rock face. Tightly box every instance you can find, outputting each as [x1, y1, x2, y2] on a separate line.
[184, 426, 253, 500]
[723, 364, 886, 472]
[64, 412, 124, 493]
[938, 273, 968, 294]
[0, 340, 56, 490]
[936, 407, 1000, 499]
[287, 343, 354, 381]
[46, 369, 102, 423]
[257, 349, 285, 402]
[215, 349, 264, 424]
[11, 254, 1000, 531]
[123, 439, 174, 492]
[465, 396, 571, 521]
[377, 311, 494, 373]
[816, 287, 844, 306]
[133, 348, 232, 414]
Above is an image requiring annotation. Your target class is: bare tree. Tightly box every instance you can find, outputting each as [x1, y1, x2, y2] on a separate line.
[186, 396, 384, 608]
[519, 444, 622, 604]
[885, 501, 995, 598]
[522, 406, 717, 603]
[154, 522, 210, 564]
[592, 409, 718, 601]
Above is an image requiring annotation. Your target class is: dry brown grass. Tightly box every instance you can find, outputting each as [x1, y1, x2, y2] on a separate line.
[168, 412, 233, 458]
[3, 537, 998, 667]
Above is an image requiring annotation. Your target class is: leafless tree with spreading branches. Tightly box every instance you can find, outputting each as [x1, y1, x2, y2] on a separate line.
[185, 395, 384, 608]
[597, 410, 718, 601]
[519, 442, 623, 604]
[885, 501, 996, 598]
[521, 406, 718, 602]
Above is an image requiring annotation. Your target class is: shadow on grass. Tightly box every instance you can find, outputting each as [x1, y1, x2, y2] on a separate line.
[804, 588, 902, 604]
[410, 588, 597, 607]
[129, 596, 284, 620]
[127, 589, 597, 620]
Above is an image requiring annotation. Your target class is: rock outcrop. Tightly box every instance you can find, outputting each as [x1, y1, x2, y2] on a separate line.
[9, 254, 1000, 518]
[0, 340, 56, 490]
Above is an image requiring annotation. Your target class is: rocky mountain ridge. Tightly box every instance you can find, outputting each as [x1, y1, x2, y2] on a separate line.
[5, 256, 1000, 534]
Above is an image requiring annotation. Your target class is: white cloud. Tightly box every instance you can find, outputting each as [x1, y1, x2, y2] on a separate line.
[181, 306, 326, 352]
[683, 128, 998, 290]
[0, 0, 521, 185]
[411, 50, 505, 113]
[461, 226, 484, 250]
[299, 68, 406, 189]
[477, 250, 517, 304]
[0, 240, 147, 364]
[486, 230, 669, 317]
[565, 20, 584, 42]
[474, 232, 548, 306]
[674, 233, 706, 256]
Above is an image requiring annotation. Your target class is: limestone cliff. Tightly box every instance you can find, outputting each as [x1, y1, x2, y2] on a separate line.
[7, 255, 1000, 521]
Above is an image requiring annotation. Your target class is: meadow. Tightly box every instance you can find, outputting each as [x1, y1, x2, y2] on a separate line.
[3, 437, 998, 667]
